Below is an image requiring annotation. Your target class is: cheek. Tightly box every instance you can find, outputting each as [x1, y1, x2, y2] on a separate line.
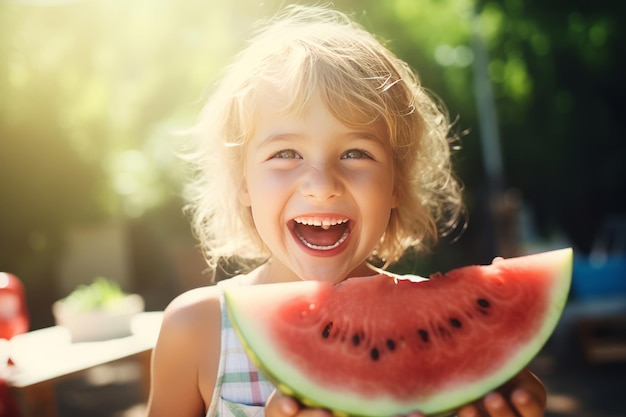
[246, 173, 291, 222]
[246, 172, 288, 203]
[369, 162, 399, 209]
[385, 160, 398, 198]
[360, 168, 397, 219]
[355, 167, 395, 197]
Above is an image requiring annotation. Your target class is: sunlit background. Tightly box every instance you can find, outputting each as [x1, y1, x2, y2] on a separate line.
[1, 0, 624, 416]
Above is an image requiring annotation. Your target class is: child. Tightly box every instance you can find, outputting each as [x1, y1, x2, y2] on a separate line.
[147, 5, 547, 417]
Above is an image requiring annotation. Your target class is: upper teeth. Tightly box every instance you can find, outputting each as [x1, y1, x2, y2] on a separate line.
[294, 217, 349, 230]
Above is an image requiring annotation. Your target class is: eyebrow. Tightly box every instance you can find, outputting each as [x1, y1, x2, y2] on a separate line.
[255, 133, 303, 149]
[258, 130, 383, 146]
[340, 131, 389, 151]
[345, 131, 384, 142]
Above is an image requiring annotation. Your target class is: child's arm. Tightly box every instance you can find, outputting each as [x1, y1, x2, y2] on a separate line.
[146, 287, 222, 417]
[265, 368, 545, 417]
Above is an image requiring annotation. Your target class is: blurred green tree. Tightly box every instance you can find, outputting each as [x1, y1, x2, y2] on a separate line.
[1, 0, 624, 321]
[0, 0, 262, 319]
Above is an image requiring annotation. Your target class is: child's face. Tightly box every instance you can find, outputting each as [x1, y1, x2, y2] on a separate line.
[239, 88, 398, 283]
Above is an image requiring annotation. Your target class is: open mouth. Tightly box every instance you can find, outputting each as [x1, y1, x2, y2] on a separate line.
[292, 217, 351, 251]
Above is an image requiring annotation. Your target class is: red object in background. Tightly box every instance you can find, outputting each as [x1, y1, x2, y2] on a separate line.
[0, 273, 29, 340]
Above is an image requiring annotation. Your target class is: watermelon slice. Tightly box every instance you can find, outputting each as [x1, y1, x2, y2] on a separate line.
[225, 248, 573, 417]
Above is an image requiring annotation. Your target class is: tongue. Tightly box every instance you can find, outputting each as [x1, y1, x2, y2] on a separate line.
[295, 223, 347, 247]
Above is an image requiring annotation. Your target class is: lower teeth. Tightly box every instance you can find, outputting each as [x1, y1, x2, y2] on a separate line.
[296, 229, 349, 251]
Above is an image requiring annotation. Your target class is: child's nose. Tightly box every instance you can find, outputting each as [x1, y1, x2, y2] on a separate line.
[300, 163, 343, 201]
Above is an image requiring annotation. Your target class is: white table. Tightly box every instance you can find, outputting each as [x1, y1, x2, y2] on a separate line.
[2, 312, 163, 417]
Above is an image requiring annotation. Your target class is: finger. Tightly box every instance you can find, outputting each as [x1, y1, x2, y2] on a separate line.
[499, 370, 546, 409]
[457, 404, 481, 417]
[483, 392, 517, 417]
[511, 389, 544, 417]
[297, 407, 334, 417]
[265, 390, 300, 417]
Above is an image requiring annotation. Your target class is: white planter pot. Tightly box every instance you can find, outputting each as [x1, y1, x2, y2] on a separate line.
[52, 294, 144, 342]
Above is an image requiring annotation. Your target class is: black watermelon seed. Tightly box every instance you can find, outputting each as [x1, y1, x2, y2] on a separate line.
[386, 339, 396, 350]
[477, 298, 490, 308]
[352, 333, 361, 346]
[417, 329, 429, 343]
[450, 318, 462, 328]
[322, 322, 333, 339]
[370, 348, 380, 361]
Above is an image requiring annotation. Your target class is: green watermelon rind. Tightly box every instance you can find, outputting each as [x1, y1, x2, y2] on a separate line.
[225, 248, 573, 417]
[226, 285, 463, 417]
[230, 323, 456, 417]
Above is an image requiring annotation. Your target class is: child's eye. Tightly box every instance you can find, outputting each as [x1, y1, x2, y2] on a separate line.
[342, 149, 372, 160]
[272, 149, 301, 159]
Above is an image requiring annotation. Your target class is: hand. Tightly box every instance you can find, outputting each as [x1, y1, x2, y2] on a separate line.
[265, 392, 429, 417]
[265, 369, 545, 417]
[457, 370, 546, 417]
[265, 390, 430, 417]
[265, 390, 333, 417]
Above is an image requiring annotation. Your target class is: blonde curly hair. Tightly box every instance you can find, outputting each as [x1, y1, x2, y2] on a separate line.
[184, 5, 464, 273]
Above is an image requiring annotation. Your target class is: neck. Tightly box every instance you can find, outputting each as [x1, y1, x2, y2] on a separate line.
[241, 258, 380, 286]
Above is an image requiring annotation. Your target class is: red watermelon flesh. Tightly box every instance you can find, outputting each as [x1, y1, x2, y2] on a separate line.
[225, 248, 573, 417]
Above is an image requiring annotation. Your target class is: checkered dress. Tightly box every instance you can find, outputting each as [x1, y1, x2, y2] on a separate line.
[206, 277, 276, 417]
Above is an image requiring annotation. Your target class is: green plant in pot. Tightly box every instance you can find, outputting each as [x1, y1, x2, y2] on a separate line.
[53, 277, 144, 342]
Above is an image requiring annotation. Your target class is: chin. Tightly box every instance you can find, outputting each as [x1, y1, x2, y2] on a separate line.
[296, 267, 351, 284]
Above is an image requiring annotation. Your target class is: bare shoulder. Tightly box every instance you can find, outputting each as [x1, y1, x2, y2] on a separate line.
[157, 285, 223, 350]
[147, 285, 223, 417]
[164, 284, 222, 328]
[158, 284, 223, 381]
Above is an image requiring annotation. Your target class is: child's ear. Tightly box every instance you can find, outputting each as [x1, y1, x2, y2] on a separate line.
[238, 180, 251, 207]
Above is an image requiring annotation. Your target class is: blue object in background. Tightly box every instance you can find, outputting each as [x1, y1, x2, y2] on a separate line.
[572, 255, 626, 299]
[572, 215, 626, 299]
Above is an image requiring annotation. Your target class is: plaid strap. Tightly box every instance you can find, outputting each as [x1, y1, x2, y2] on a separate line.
[206, 277, 275, 417]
